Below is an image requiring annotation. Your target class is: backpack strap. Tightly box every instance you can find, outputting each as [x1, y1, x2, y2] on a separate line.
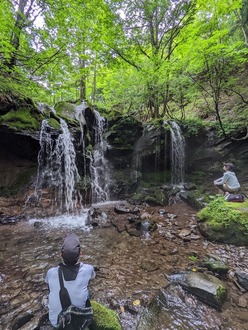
[57, 266, 93, 330]
[58, 266, 72, 311]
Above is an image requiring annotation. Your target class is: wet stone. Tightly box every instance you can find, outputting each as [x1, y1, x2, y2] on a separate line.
[238, 311, 248, 322]
[178, 229, 191, 238]
[168, 271, 227, 309]
[168, 247, 178, 255]
[202, 256, 229, 275]
[190, 234, 201, 240]
[126, 227, 142, 237]
[159, 249, 167, 256]
[236, 270, 248, 291]
[141, 260, 160, 272]
[238, 296, 247, 308]
[11, 312, 34, 330]
[165, 255, 179, 265]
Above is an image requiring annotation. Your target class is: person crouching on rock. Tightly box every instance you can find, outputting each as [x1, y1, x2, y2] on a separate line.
[213, 162, 240, 196]
[45, 233, 95, 329]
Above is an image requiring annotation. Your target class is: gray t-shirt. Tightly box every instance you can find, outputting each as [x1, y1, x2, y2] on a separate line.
[45, 262, 95, 327]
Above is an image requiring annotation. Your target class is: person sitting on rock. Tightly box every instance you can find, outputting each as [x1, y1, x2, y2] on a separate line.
[45, 233, 95, 329]
[213, 162, 240, 196]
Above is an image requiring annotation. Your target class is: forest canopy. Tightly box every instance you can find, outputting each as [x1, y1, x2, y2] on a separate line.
[0, 0, 248, 124]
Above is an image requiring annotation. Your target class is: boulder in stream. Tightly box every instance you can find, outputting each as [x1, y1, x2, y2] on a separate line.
[136, 284, 226, 330]
[168, 271, 227, 309]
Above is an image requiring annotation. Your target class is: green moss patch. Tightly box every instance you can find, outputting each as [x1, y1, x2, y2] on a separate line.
[0, 107, 42, 131]
[46, 118, 61, 130]
[197, 197, 248, 246]
[91, 301, 122, 330]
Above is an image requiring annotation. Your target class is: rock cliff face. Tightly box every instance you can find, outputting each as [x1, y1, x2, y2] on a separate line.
[185, 126, 248, 186]
[0, 96, 247, 218]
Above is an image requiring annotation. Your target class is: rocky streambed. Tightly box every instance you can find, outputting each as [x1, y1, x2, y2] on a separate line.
[0, 199, 248, 330]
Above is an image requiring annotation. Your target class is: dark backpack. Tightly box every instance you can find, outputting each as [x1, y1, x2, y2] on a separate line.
[226, 194, 245, 203]
[56, 266, 93, 330]
[56, 306, 93, 330]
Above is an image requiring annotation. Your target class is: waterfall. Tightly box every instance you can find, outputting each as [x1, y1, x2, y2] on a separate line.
[34, 119, 82, 213]
[90, 110, 111, 203]
[74, 102, 88, 177]
[169, 121, 185, 187]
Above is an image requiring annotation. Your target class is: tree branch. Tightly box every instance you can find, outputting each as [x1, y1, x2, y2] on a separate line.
[31, 46, 66, 75]
[111, 47, 141, 70]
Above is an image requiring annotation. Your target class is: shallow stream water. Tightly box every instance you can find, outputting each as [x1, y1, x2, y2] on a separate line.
[0, 201, 248, 330]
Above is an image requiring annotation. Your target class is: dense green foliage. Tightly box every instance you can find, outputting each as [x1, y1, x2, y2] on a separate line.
[1, 0, 248, 128]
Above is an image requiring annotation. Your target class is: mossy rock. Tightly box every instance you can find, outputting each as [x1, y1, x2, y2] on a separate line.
[53, 101, 79, 127]
[131, 191, 145, 203]
[107, 116, 143, 149]
[0, 107, 42, 131]
[202, 257, 229, 275]
[46, 118, 61, 130]
[54, 101, 75, 117]
[197, 197, 248, 246]
[91, 301, 122, 330]
[179, 191, 205, 210]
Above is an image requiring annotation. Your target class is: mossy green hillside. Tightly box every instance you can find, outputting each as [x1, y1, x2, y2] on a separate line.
[197, 197, 248, 246]
[91, 301, 122, 330]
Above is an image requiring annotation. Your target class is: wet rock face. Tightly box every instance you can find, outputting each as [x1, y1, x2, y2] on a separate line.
[0, 129, 39, 160]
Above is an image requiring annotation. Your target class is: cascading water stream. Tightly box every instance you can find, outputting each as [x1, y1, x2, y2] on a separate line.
[169, 121, 186, 187]
[90, 110, 111, 204]
[74, 102, 88, 177]
[33, 119, 82, 213]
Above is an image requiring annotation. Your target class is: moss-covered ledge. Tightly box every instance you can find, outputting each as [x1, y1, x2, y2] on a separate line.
[197, 197, 248, 246]
[0, 95, 81, 135]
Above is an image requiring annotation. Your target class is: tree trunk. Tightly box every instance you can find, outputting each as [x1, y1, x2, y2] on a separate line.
[8, 0, 28, 69]
[79, 58, 86, 101]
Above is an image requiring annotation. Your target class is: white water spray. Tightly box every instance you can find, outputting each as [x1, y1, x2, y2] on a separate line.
[90, 111, 111, 203]
[169, 121, 185, 187]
